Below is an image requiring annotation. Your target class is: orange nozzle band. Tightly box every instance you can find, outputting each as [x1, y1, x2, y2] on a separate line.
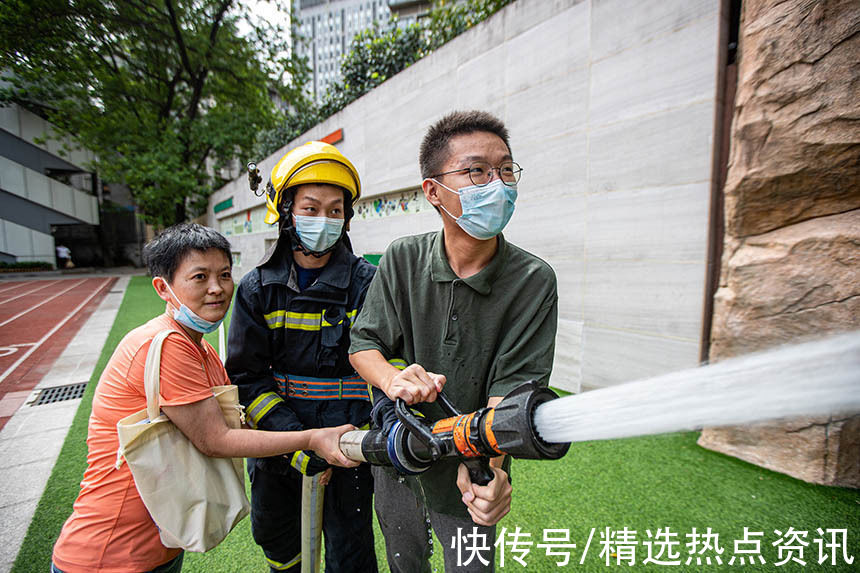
[432, 416, 457, 435]
[453, 413, 481, 457]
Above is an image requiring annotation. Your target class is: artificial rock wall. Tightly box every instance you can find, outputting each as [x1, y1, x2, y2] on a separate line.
[698, 0, 860, 487]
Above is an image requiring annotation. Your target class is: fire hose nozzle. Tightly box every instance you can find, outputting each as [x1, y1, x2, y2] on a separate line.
[489, 381, 570, 460]
[338, 381, 570, 484]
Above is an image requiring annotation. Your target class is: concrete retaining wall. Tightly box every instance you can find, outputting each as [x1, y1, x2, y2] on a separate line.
[208, 0, 726, 392]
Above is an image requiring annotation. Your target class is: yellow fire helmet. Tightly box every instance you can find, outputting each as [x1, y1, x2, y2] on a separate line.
[264, 141, 361, 225]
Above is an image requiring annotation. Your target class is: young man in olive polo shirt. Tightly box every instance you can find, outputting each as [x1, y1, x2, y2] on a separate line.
[349, 110, 558, 572]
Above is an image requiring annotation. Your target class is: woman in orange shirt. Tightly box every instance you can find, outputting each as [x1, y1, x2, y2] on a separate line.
[52, 223, 357, 573]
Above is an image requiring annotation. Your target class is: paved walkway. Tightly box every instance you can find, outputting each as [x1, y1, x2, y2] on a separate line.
[0, 274, 133, 572]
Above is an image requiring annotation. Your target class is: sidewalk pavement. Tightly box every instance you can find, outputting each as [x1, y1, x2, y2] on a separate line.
[0, 275, 132, 572]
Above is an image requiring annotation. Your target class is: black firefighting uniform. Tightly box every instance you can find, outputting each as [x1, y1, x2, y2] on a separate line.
[225, 239, 377, 573]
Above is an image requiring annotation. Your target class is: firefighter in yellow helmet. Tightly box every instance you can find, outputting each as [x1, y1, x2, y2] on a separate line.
[252, 140, 362, 259]
[227, 142, 378, 572]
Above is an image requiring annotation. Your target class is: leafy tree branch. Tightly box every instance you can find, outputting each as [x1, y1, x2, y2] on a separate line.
[0, 0, 300, 226]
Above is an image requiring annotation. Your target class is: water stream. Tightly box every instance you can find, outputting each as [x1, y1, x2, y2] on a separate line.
[534, 331, 860, 444]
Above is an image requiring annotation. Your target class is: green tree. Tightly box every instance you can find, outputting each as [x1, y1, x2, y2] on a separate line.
[0, 0, 303, 225]
[318, 20, 426, 118]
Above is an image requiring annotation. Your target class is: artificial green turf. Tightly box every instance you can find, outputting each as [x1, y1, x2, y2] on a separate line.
[13, 276, 859, 572]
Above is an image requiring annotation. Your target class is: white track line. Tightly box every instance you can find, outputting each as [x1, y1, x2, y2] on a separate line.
[0, 280, 60, 306]
[0, 282, 29, 295]
[0, 280, 85, 328]
[0, 278, 111, 385]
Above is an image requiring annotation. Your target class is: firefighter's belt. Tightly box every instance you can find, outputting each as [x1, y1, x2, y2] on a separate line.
[273, 372, 370, 401]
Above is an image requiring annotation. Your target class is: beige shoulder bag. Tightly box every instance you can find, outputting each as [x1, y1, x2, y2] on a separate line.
[115, 329, 250, 552]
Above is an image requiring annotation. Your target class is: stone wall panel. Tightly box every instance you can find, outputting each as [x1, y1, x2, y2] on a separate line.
[724, 0, 860, 237]
[710, 210, 860, 358]
[702, 0, 860, 487]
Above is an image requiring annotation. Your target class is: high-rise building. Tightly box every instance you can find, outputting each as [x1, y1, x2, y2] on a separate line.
[294, 0, 431, 102]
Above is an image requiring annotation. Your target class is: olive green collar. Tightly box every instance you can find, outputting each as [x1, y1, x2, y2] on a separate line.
[430, 229, 507, 295]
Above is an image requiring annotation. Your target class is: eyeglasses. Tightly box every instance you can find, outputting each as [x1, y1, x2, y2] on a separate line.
[431, 161, 522, 187]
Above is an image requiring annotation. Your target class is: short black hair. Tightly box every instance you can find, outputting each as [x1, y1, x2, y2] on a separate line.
[419, 110, 511, 179]
[142, 223, 232, 282]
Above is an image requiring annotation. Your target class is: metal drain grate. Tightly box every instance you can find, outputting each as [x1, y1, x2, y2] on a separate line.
[32, 382, 88, 406]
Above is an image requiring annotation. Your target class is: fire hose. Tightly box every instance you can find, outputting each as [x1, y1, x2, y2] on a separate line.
[337, 381, 571, 485]
[300, 381, 570, 571]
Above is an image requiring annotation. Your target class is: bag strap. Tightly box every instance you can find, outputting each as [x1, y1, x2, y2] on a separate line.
[144, 329, 181, 420]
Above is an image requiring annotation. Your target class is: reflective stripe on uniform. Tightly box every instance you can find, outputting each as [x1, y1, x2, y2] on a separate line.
[263, 309, 360, 331]
[246, 391, 283, 429]
[263, 310, 321, 331]
[266, 552, 301, 571]
[290, 450, 311, 474]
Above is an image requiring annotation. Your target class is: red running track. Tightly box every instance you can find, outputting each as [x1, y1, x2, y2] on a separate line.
[0, 277, 116, 430]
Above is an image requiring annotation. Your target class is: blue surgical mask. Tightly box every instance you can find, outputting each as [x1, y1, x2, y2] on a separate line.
[294, 215, 344, 253]
[432, 178, 517, 240]
[163, 282, 224, 334]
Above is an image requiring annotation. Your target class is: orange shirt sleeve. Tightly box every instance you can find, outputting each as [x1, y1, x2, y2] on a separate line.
[156, 332, 219, 406]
